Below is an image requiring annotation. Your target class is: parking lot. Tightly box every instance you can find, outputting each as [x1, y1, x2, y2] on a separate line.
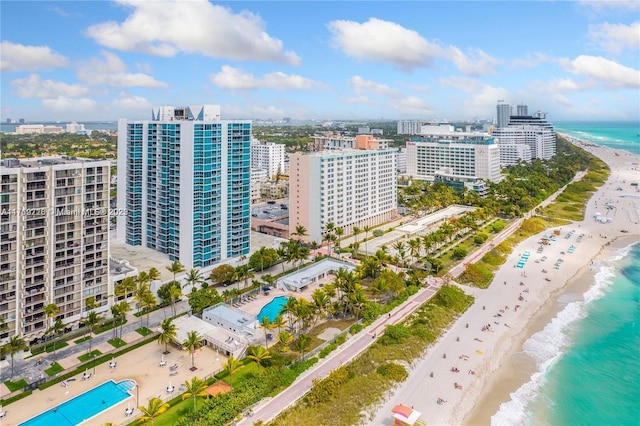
[251, 200, 289, 221]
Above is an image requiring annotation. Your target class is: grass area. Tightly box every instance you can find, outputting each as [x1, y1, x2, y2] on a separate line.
[0, 389, 32, 406]
[154, 396, 207, 426]
[226, 363, 259, 388]
[270, 285, 473, 426]
[4, 379, 28, 392]
[44, 362, 64, 376]
[94, 318, 127, 335]
[74, 336, 90, 345]
[77, 349, 102, 362]
[136, 327, 152, 336]
[107, 337, 127, 348]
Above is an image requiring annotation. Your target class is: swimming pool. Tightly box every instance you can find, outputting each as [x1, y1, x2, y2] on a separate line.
[257, 296, 290, 323]
[19, 379, 136, 426]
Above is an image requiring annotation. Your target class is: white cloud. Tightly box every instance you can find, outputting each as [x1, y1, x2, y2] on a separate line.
[223, 103, 286, 119]
[439, 76, 485, 93]
[86, 0, 300, 65]
[388, 96, 433, 116]
[553, 94, 573, 107]
[510, 53, 551, 69]
[560, 55, 640, 88]
[11, 74, 88, 98]
[210, 66, 327, 90]
[42, 96, 101, 113]
[112, 92, 152, 111]
[0, 41, 68, 72]
[588, 21, 640, 55]
[77, 51, 168, 87]
[340, 96, 376, 105]
[328, 18, 498, 75]
[440, 77, 509, 118]
[348, 76, 400, 97]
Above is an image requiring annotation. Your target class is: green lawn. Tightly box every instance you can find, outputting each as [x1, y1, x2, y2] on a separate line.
[74, 336, 90, 345]
[108, 338, 127, 348]
[4, 379, 28, 392]
[136, 327, 152, 336]
[153, 396, 208, 426]
[45, 341, 69, 353]
[45, 362, 64, 376]
[227, 363, 259, 387]
[78, 350, 102, 363]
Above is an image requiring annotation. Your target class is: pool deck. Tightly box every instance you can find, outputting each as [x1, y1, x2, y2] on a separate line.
[9, 337, 226, 426]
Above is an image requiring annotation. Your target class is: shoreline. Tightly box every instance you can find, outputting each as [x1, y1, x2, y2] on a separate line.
[368, 138, 640, 426]
[463, 235, 638, 425]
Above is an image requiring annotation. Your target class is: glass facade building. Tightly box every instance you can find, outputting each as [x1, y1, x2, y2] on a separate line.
[117, 105, 251, 268]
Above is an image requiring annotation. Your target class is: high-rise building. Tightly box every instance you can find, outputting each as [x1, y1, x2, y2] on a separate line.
[492, 109, 556, 161]
[405, 135, 502, 183]
[116, 105, 251, 269]
[496, 101, 512, 127]
[1, 157, 111, 340]
[311, 133, 391, 151]
[517, 103, 528, 116]
[251, 139, 285, 178]
[397, 120, 424, 135]
[289, 142, 397, 244]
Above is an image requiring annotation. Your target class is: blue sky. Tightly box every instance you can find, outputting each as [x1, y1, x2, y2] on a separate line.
[1, 1, 638, 122]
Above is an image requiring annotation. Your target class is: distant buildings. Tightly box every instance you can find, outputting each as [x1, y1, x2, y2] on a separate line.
[251, 139, 285, 178]
[311, 132, 391, 151]
[117, 105, 251, 269]
[397, 147, 407, 174]
[1, 157, 111, 340]
[289, 136, 397, 244]
[16, 124, 64, 135]
[397, 120, 424, 135]
[496, 101, 512, 127]
[491, 102, 556, 164]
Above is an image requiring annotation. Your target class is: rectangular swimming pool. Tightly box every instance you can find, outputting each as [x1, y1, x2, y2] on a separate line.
[19, 379, 135, 426]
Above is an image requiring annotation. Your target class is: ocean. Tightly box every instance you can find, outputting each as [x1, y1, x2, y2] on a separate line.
[491, 120, 640, 426]
[555, 121, 640, 155]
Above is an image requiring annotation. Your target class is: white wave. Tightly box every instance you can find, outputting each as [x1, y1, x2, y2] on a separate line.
[491, 257, 624, 426]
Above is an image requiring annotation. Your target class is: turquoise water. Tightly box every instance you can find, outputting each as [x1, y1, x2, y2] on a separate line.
[555, 121, 640, 155]
[492, 243, 640, 425]
[257, 296, 289, 323]
[20, 379, 135, 426]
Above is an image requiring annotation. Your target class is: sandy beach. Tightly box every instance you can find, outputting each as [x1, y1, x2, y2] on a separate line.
[369, 140, 640, 426]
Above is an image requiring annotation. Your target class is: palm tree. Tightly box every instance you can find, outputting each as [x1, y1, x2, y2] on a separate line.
[183, 330, 202, 370]
[259, 317, 275, 347]
[334, 227, 344, 252]
[169, 283, 182, 317]
[148, 267, 160, 283]
[115, 276, 136, 301]
[182, 376, 207, 412]
[83, 310, 103, 354]
[138, 397, 169, 425]
[293, 334, 311, 357]
[133, 283, 151, 327]
[280, 297, 298, 333]
[3, 335, 27, 377]
[50, 318, 65, 357]
[223, 355, 242, 375]
[272, 314, 286, 335]
[166, 260, 185, 285]
[114, 301, 131, 339]
[247, 345, 271, 370]
[363, 225, 371, 255]
[352, 226, 361, 249]
[277, 331, 293, 352]
[158, 318, 176, 354]
[292, 225, 307, 243]
[276, 244, 288, 275]
[142, 290, 157, 328]
[43, 303, 59, 352]
[184, 268, 205, 292]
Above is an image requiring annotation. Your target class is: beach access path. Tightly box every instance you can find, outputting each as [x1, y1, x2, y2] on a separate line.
[369, 141, 640, 426]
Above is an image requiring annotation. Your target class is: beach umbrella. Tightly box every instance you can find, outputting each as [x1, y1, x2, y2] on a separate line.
[476, 350, 483, 355]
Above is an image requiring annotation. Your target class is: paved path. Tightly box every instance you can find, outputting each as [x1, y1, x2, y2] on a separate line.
[237, 281, 442, 426]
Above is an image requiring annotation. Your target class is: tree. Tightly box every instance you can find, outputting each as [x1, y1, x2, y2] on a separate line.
[138, 397, 169, 425]
[352, 226, 361, 253]
[293, 334, 311, 357]
[363, 225, 372, 255]
[183, 330, 202, 370]
[169, 283, 183, 317]
[83, 310, 103, 354]
[133, 282, 151, 327]
[114, 301, 131, 339]
[247, 345, 271, 370]
[272, 314, 286, 335]
[259, 317, 275, 347]
[277, 331, 293, 352]
[50, 318, 65, 357]
[182, 376, 207, 412]
[292, 225, 307, 243]
[166, 260, 186, 284]
[3, 335, 27, 377]
[115, 276, 136, 301]
[208, 264, 237, 287]
[158, 318, 176, 354]
[43, 303, 60, 352]
[184, 268, 205, 291]
[224, 355, 242, 375]
[142, 290, 157, 328]
[188, 287, 223, 314]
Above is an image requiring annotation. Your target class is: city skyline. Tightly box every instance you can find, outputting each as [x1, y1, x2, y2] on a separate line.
[1, 1, 639, 122]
